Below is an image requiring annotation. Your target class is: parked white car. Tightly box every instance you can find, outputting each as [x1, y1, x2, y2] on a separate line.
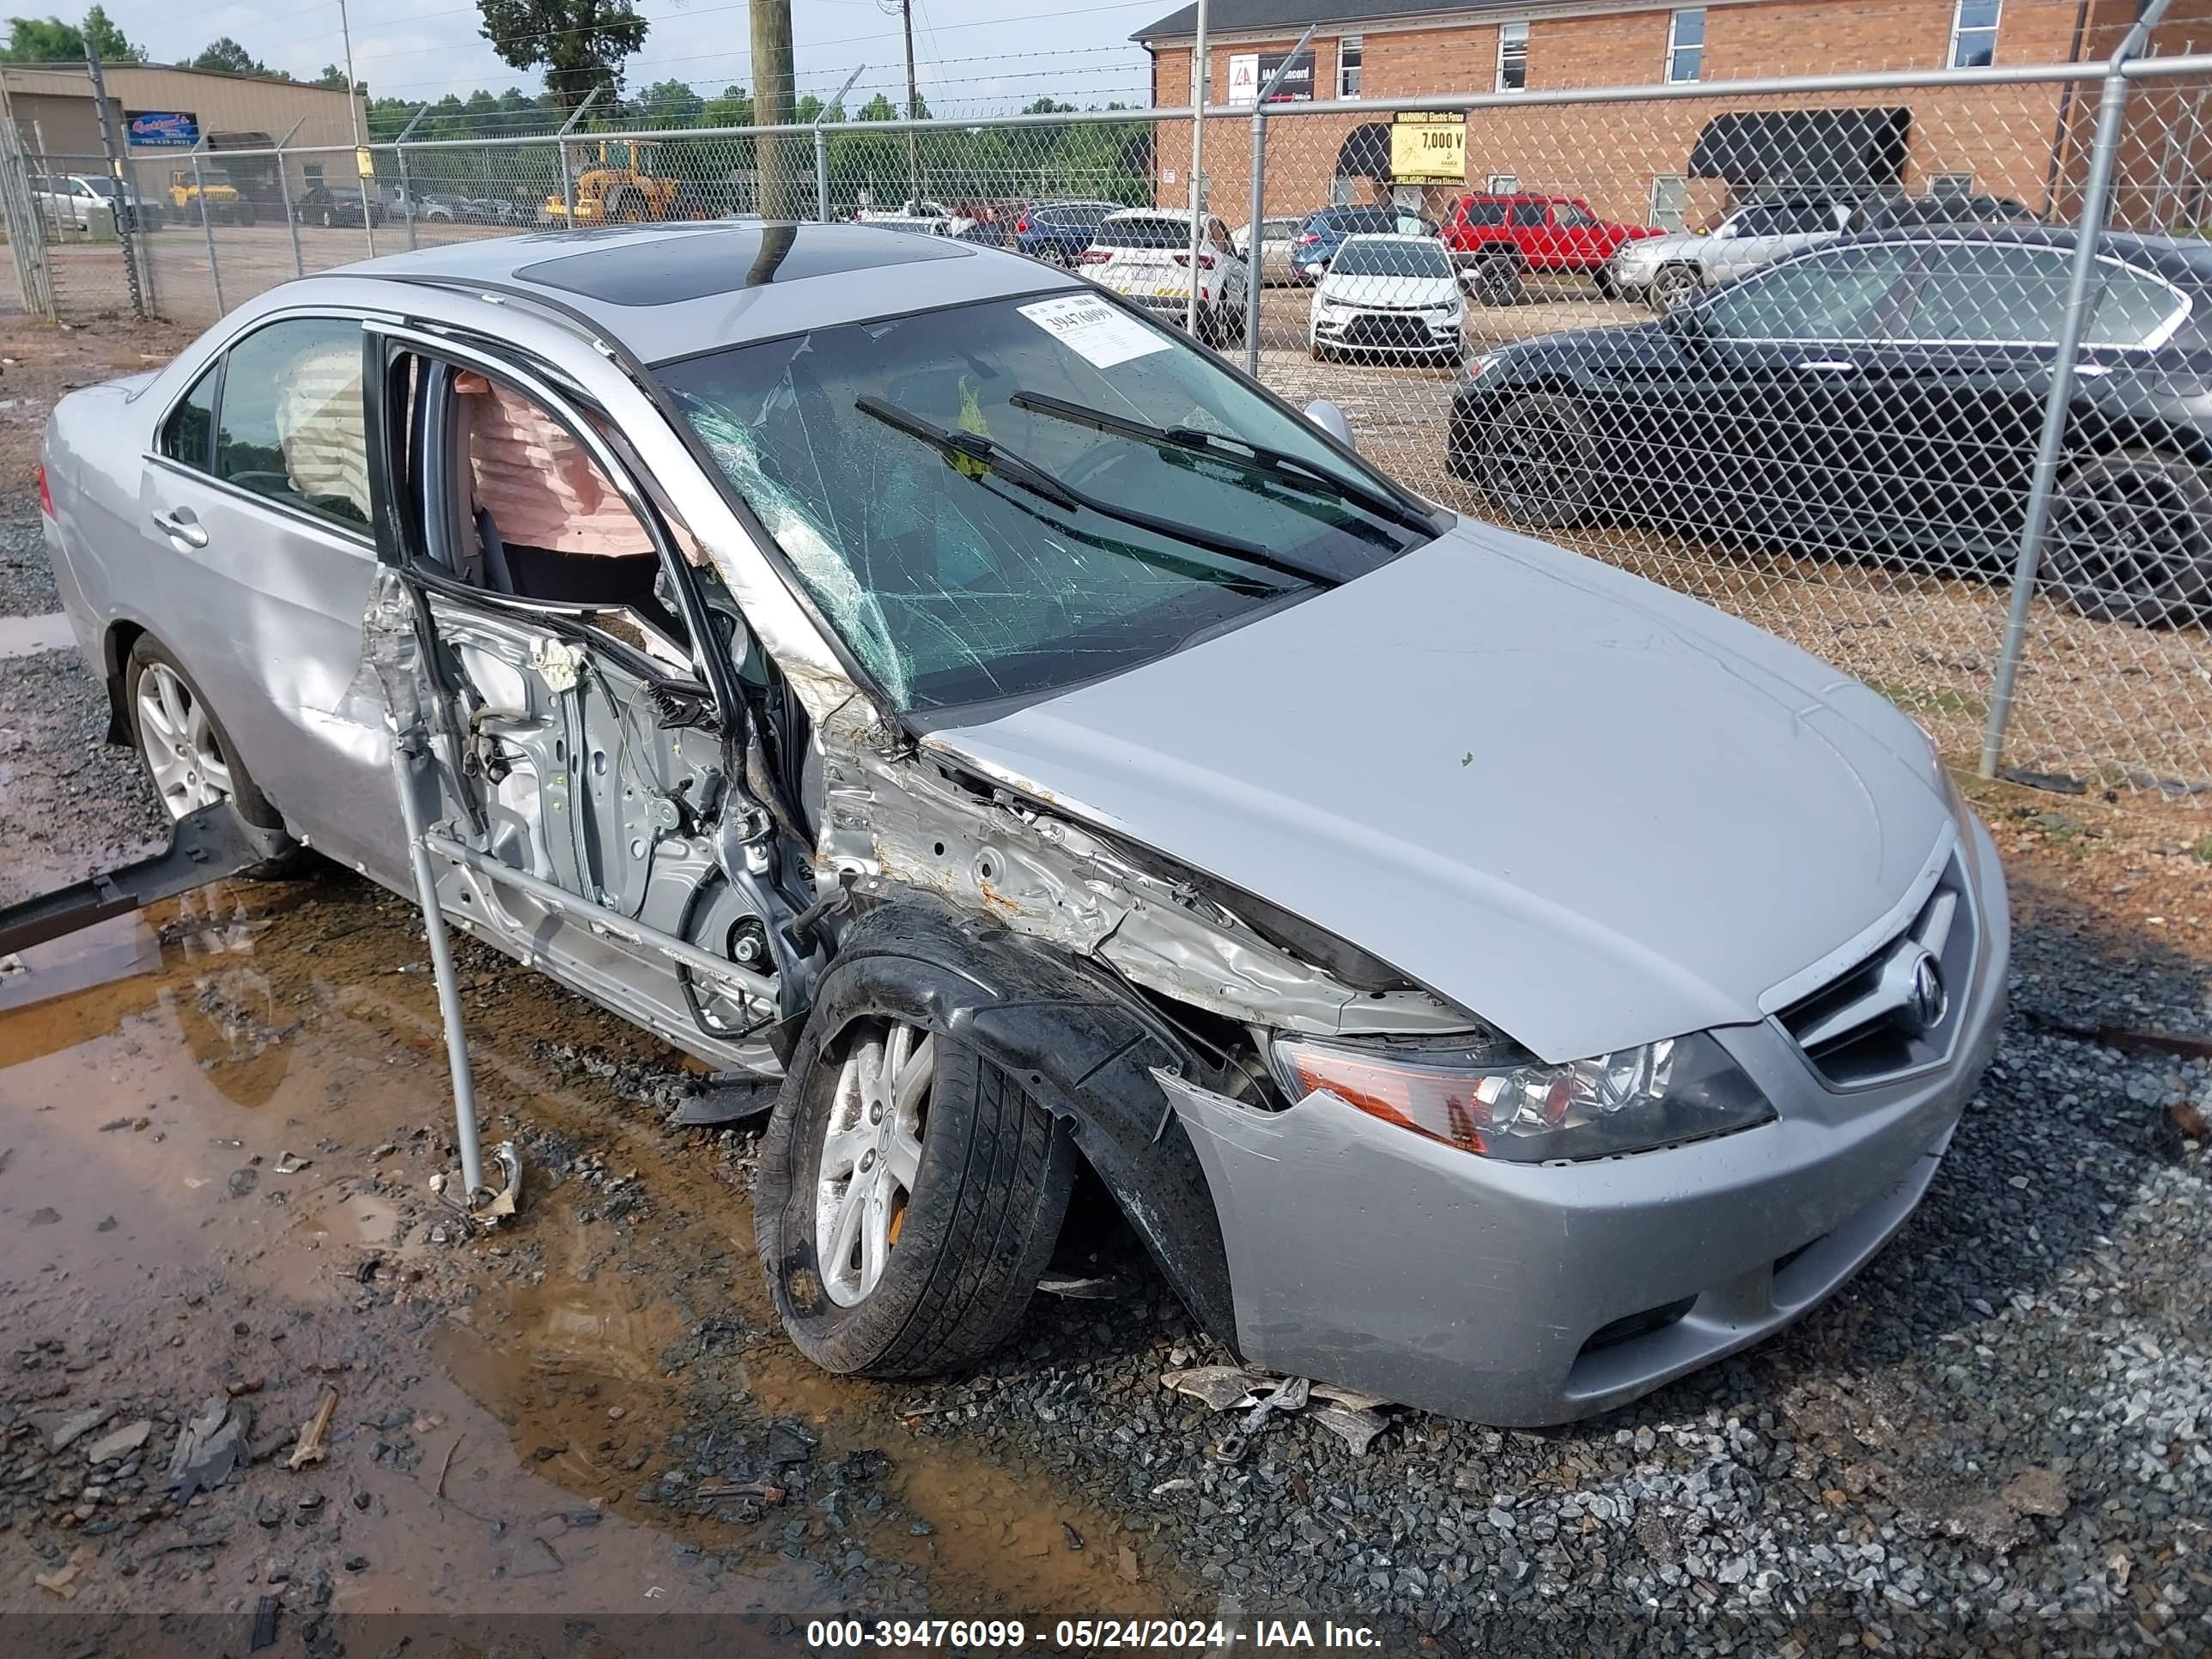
[1079, 209, 1249, 346]
[1233, 216, 1305, 286]
[1309, 233, 1465, 364]
[33, 172, 159, 231]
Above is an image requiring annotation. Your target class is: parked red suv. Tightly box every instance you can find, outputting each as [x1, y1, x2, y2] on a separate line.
[1440, 193, 1662, 303]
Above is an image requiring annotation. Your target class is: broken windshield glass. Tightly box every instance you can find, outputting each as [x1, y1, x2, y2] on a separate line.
[658, 294, 1424, 711]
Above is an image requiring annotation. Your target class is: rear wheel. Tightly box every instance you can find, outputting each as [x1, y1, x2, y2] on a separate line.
[757, 1012, 1078, 1377]
[1471, 392, 1601, 528]
[1471, 252, 1524, 307]
[234, 200, 257, 227]
[125, 635, 303, 877]
[2046, 449, 2212, 627]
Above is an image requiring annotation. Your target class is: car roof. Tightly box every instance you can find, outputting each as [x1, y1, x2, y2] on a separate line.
[1336, 232, 1446, 246]
[325, 221, 1087, 367]
[1836, 223, 2212, 288]
[1100, 208, 1187, 221]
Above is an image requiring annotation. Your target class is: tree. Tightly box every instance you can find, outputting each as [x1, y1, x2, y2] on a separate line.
[0, 8, 137, 62]
[193, 37, 284, 77]
[80, 6, 135, 60]
[477, 0, 647, 112]
[312, 64, 357, 91]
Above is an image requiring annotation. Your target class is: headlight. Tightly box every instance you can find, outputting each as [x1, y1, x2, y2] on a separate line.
[1273, 1030, 1773, 1163]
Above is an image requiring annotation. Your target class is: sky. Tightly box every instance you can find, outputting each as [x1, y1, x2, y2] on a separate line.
[79, 0, 1169, 115]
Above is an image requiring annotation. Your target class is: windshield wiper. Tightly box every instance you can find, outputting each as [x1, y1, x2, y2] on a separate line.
[854, 396, 1339, 590]
[1008, 390, 1434, 536]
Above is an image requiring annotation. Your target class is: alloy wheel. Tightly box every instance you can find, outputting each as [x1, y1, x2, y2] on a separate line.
[2052, 467, 2207, 625]
[136, 660, 234, 819]
[815, 1021, 932, 1306]
[1652, 264, 1702, 313]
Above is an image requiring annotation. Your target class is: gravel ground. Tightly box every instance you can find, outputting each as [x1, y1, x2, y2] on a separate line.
[0, 515, 58, 617]
[0, 643, 167, 904]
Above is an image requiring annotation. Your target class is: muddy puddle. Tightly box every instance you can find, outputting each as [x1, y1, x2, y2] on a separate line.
[0, 871, 1190, 1632]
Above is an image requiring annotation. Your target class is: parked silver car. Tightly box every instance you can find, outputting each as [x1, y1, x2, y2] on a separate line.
[39, 222, 2007, 1425]
[1610, 197, 1856, 310]
[1614, 192, 2042, 310]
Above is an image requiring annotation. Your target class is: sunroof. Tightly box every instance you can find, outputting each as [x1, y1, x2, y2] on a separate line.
[514, 224, 971, 306]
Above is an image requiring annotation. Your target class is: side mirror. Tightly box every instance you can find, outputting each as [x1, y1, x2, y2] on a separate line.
[1304, 398, 1355, 450]
[1661, 302, 1710, 341]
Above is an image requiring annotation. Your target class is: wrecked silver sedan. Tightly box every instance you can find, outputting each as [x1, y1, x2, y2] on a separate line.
[38, 222, 2006, 1425]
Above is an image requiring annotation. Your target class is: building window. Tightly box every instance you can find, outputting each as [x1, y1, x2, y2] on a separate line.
[1487, 173, 1520, 193]
[1930, 171, 1974, 196]
[1667, 9, 1705, 83]
[1949, 0, 2000, 69]
[1650, 173, 1689, 229]
[1338, 34, 1363, 99]
[1497, 21, 1528, 92]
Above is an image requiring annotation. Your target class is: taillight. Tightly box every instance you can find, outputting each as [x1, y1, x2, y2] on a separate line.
[1297, 231, 1320, 245]
[1016, 214, 1030, 233]
[1078, 248, 1109, 264]
[1170, 252, 1216, 269]
[36, 462, 52, 518]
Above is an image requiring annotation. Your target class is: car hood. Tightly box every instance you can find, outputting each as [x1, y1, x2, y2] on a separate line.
[1318, 273, 1459, 304]
[926, 520, 1954, 1061]
[1616, 229, 1708, 262]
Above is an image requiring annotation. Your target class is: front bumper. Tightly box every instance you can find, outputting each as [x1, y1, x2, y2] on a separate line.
[1164, 811, 2009, 1426]
[1312, 309, 1462, 354]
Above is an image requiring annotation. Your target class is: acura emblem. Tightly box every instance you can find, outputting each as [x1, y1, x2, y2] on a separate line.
[1906, 952, 1948, 1032]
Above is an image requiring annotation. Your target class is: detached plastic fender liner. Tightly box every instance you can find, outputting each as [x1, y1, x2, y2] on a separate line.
[800, 896, 1239, 1346]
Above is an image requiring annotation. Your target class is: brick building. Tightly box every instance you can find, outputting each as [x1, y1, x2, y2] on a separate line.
[1134, 0, 2212, 233]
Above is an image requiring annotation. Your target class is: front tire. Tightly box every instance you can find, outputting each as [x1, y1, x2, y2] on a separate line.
[2046, 449, 2212, 627]
[1651, 263, 1704, 313]
[1471, 391, 1601, 528]
[757, 1012, 1077, 1377]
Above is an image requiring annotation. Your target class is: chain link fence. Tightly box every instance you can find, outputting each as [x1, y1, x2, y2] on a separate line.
[5, 40, 2212, 794]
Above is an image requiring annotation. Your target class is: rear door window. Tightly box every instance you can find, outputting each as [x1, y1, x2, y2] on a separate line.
[213, 318, 371, 529]
[1510, 201, 1548, 227]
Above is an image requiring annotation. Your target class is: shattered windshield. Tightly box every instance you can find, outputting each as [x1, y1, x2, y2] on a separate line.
[659, 292, 1425, 710]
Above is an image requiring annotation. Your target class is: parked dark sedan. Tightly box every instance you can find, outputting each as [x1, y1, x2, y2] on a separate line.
[1011, 198, 1124, 263]
[1449, 228, 2212, 627]
[295, 185, 385, 228]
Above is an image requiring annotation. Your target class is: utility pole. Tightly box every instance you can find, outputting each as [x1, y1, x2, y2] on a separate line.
[901, 0, 920, 207]
[751, 0, 796, 219]
[337, 0, 374, 254]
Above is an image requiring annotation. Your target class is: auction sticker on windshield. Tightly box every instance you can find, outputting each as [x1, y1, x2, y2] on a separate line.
[1019, 293, 1171, 368]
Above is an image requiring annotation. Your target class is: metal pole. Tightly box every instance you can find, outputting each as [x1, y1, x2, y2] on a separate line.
[336, 0, 374, 256]
[389, 730, 485, 1199]
[83, 46, 143, 320]
[813, 60, 862, 221]
[901, 0, 921, 206]
[274, 118, 304, 277]
[556, 88, 599, 230]
[393, 104, 429, 251]
[1184, 0, 1209, 337]
[1978, 0, 2172, 778]
[190, 143, 223, 315]
[814, 64, 865, 223]
[1243, 24, 1316, 377]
